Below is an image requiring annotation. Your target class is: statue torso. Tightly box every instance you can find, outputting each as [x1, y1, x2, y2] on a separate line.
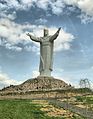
[40, 36, 53, 46]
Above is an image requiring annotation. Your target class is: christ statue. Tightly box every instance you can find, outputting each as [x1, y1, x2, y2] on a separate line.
[27, 27, 61, 77]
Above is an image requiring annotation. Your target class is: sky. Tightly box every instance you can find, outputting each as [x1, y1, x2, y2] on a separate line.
[0, 0, 93, 89]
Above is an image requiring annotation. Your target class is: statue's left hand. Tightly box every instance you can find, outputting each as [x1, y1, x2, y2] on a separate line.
[57, 27, 61, 33]
[58, 27, 61, 31]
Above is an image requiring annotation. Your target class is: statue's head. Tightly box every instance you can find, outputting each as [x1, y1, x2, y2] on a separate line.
[44, 28, 49, 37]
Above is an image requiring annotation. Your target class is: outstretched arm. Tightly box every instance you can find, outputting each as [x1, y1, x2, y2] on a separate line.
[27, 33, 41, 42]
[50, 27, 61, 42]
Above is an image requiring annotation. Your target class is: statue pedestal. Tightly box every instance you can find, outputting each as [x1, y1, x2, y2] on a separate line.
[40, 69, 51, 77]
[19, 76, 72, 91]
[37, 75, 53, 79]
[1, 76, 73, 97]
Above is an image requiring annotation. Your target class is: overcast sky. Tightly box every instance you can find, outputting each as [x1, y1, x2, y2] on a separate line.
[0, 0, 93, 89]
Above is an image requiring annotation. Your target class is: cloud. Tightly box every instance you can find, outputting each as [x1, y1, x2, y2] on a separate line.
[64, 0, 93, 16]
[78, 13, 93, 24]
[1, 0, 93, 23]
[0, 18, 23, 43]
[34, 0, 93, 22]
[91, 66, 93, 70]
[0, 18, 74, 52]
[50, 0, 65, 15]
[0, 10, 17, 20]
[64, 0, 93, 23]
[1, 0, 93, 16]
[78, 0, 93, 16]
[54, 68, 64, 73]
[0, 0, 33, 11]
[49, 27, 75, 52]
[24, 45, 39, 54]
[52, 73, 78, 87]
[33, 0, 65, 15]
[0, 18, 42, 44]
[0, 66, 2, 73]
[32, 70, 40, 78]
[55, 74, 79, 87]
[5, 43, 22, 52]
[34, 0, 49, 10]
[33, 0, 64, 15]
[0, 72, 23, 89]
[35, 18, 47, 24]
[0, 18, 37, 52]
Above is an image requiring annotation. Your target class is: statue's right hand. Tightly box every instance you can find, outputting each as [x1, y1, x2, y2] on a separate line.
[26, 33, 31, 37]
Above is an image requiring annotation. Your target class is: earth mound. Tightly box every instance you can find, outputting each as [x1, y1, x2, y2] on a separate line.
[1, 76, 72, 93]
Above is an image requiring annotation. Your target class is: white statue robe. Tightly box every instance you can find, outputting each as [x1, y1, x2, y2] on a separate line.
[29, 30, 59, 76]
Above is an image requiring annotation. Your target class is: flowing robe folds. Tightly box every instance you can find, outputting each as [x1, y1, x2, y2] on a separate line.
[39, 36, 54, 76]
[28, 28, 60, 76]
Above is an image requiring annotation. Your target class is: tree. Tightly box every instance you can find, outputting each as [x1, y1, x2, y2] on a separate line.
[79, 78, 91, 89]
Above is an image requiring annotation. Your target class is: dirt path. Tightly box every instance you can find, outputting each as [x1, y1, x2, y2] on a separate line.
[49, 99, 93, 119]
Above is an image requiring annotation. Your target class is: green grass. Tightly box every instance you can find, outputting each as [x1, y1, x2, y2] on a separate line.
[75, 96, 93, 104]
[0, 99, 84, 119]
[0, 99, 66, 119]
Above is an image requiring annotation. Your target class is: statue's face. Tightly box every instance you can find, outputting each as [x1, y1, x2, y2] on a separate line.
[44, 29, 49, 37]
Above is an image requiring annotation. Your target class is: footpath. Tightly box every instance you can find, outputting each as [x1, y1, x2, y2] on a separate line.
[49, 99, 93, 119]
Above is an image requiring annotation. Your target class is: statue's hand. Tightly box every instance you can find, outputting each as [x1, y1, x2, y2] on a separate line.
[57, 27, 61, 33]
[26, 33, 31, 37]
[58, 27, 61, 31]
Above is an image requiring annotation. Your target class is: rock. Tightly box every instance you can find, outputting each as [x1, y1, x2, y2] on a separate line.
[1, 76, 72, 93]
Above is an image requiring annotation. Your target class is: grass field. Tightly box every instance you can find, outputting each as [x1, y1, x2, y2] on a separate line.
[0, 99, 84, 119]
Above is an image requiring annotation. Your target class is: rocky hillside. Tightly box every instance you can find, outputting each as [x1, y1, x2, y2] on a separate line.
[1, 76, 72, 93]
